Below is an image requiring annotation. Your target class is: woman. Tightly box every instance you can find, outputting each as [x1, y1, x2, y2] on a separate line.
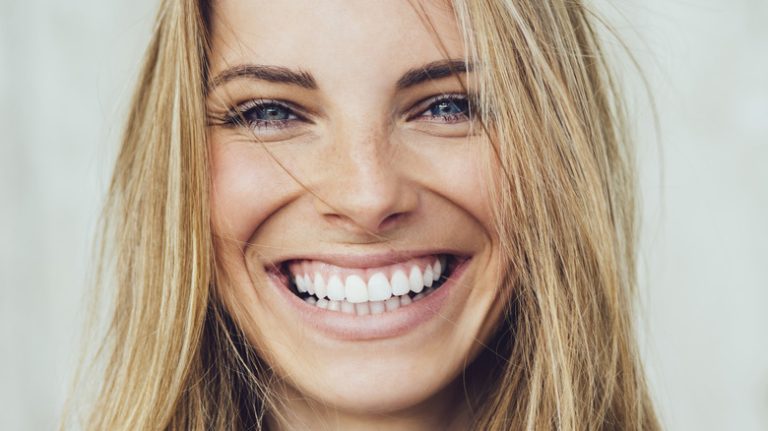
[78, 0, 660, 429]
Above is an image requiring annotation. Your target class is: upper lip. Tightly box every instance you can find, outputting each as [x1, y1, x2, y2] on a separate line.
[266, 249, 467, 270]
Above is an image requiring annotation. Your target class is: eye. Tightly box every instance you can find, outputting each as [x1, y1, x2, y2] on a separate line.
[411, 94, 471, 123]
[221, 99, 306, 130]
[427, 98, 468, 117]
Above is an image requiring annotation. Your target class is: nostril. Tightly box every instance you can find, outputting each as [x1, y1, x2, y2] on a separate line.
[321, 210, 408, 235]
[323, 212, 408, 234]
[378, 212, 408, 231]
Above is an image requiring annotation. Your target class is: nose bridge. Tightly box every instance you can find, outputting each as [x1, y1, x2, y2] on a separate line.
[314, 120, 416, 234]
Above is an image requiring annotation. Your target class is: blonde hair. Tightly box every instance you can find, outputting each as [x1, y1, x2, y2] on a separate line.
[72, 0, 660, 429]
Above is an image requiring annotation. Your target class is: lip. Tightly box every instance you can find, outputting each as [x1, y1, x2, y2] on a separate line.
[265, 249, 466, 270]
[266, 255, 471, 341]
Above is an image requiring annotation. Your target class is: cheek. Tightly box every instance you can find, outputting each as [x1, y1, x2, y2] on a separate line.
[415, 138, 494, 235]
[210, 140, 300, 245]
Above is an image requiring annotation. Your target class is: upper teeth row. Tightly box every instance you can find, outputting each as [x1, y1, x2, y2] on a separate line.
[294, 260, 444, 303]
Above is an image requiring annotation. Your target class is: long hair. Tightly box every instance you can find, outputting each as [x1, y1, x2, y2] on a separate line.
[72, 0, 660, 429]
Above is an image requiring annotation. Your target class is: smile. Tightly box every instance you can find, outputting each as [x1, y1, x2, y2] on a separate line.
[264, 252, 471, 340]
[267, 254, 462, 316]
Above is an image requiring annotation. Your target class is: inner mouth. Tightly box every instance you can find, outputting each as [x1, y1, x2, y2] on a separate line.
[273, 254, 459, 316]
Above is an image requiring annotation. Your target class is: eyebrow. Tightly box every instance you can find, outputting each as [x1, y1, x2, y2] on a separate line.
[208, 58, 472, 91]
[209, 64, 317, 90]
[396, 59, 473, 90]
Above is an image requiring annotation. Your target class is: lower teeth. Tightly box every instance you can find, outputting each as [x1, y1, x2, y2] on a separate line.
[303, 288, 435, 315]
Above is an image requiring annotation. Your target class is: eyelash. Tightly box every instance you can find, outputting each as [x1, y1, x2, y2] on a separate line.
[219, 93, 472, 131]
[220, 99, 306, 130]
[408, 93, 472, 124]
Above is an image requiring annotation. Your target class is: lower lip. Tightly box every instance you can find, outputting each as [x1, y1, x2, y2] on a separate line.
[267, 259, 470, 341]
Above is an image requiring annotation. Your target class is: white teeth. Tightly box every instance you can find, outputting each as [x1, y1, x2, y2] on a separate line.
[305, 293, 430, 313]
[345, 275, 368, 303]
[355, 302, 370, 316]
[296, 256, 449, 310]
[304, 274, 315, 295]
[423, 265, 434, 288]
[314, 273, 327, 299]
[385, 296, 401, 311]
[326, 275, 345, 301]
[409, 266, 424, 293]
[367, 272, 392, 301]
[369, 300, 386, 315]
[340, 300, 356, 314]
[433, 259, 442, 280]
[390, 270, 410, 296]
[296, 275, 307, 293]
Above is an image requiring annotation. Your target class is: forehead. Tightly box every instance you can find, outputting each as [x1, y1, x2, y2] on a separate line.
[208, 0, 465, 86]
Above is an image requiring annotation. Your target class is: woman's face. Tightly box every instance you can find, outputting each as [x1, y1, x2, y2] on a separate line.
[207, 0, 503, 418]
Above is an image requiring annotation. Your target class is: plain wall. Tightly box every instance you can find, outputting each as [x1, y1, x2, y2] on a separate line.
[1, 0, 766, 429]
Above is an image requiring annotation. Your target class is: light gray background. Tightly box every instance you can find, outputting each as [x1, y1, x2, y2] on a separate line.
[1, 1, 766, 429]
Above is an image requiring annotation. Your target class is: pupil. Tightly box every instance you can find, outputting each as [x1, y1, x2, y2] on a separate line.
[431, 99, 467, 116]
[260, 105, 288, 120]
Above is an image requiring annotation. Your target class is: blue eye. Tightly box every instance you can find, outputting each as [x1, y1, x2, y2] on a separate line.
[224, 99, 302, 129]
[251, 104, 293, 121]
[428, 98, 469, 117]
[415, 94, 471, 123]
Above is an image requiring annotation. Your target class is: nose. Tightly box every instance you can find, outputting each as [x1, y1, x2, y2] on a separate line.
[312, 126, 418, 236]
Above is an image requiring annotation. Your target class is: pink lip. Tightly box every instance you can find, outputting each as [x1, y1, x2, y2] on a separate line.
[266, 256, 471, 341]
[266, 249, 466, 270]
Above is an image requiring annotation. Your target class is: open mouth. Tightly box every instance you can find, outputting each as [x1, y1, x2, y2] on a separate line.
[269, 254, 461, 316]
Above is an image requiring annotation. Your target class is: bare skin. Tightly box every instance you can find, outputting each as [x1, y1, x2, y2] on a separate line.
[206, 1, 505, 429]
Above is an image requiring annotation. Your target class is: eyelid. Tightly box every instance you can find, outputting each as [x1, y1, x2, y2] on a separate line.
[225, 98, 309, 123]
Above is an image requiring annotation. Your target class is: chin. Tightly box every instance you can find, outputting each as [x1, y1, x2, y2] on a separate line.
[287, 353, 457, 415]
